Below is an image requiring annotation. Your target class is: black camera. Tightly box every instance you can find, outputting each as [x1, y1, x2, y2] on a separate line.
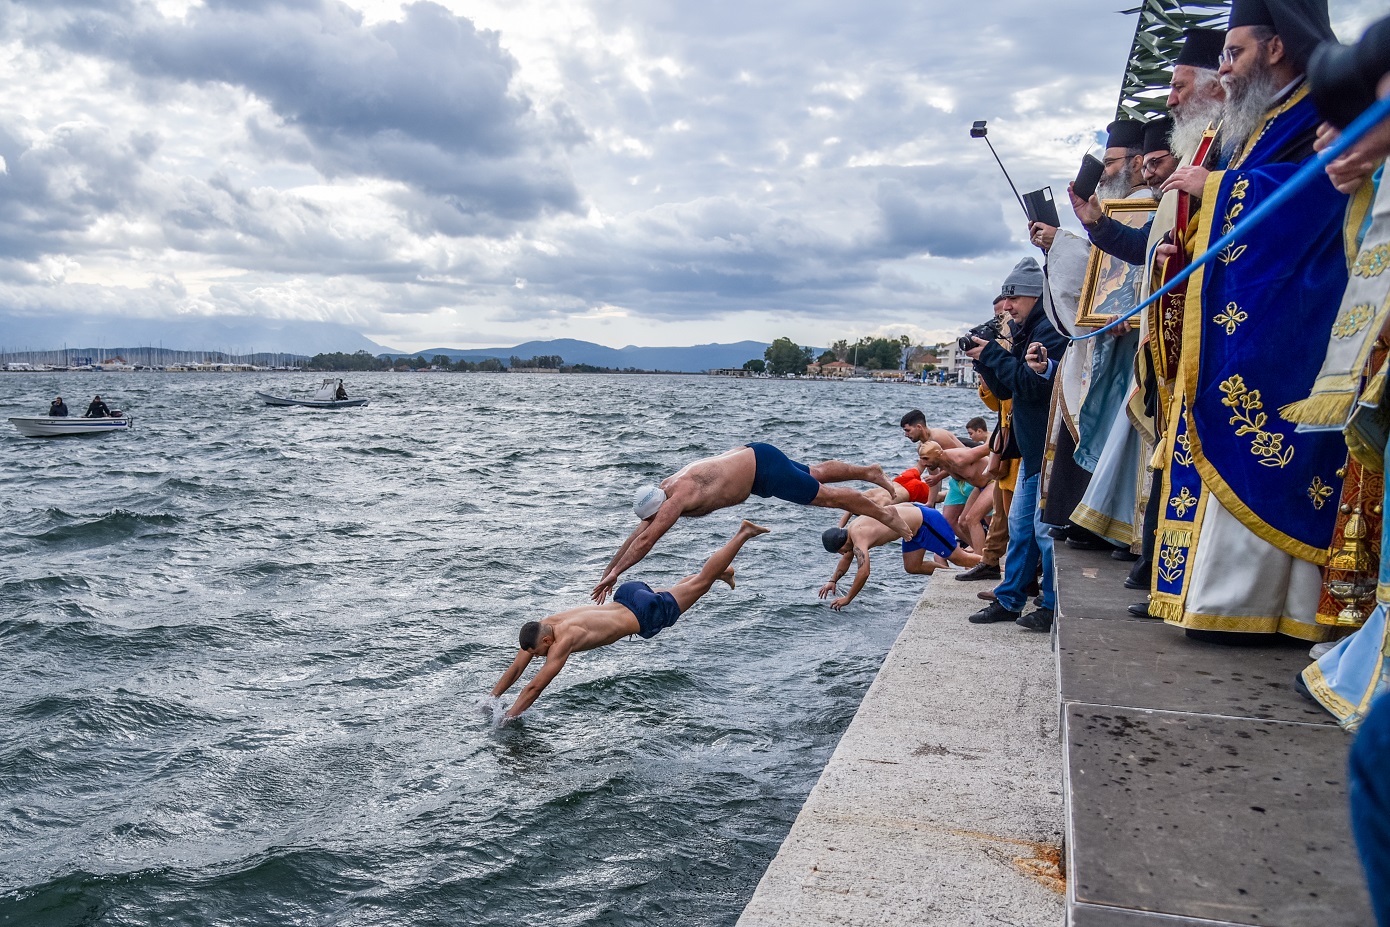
[958, 316, 1006, 353]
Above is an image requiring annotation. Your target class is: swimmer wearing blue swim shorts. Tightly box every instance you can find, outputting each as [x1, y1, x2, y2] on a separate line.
[817, 502, 982, 610]
[592, 443, 913, 603]
[491, 521, 768, 720]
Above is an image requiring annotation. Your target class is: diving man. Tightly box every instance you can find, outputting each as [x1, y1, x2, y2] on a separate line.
[492, 521, 769, 720]
[818, 502, 982, 610]
[593, 443, 911, 602]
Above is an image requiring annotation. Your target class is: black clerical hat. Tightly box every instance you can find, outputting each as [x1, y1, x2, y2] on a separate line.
[1143, 116, 1173, 154]
[1174, 28, 1225, 70]
[1105, 119, 1145, 150]
[1230, 0, 1335, 71]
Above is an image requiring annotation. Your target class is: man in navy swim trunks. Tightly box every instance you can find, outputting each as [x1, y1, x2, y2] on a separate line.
[817, 503, 982, 610]
[593, 443, 912, 603]
[491, 521, 768, 720]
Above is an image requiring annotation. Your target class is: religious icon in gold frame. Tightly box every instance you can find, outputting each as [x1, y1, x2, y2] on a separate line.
[1075, 198, 1159, 328]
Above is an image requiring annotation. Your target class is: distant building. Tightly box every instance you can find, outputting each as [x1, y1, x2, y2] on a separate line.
[939, 342, 979, 386]
[709, 368, 754, 377]
[818, 360, 859, 378]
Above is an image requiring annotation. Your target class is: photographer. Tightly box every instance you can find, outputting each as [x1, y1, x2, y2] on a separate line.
[963, 257, 1069, 632]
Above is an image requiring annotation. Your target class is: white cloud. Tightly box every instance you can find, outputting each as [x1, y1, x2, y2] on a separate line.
[0, 0, 1372, 353]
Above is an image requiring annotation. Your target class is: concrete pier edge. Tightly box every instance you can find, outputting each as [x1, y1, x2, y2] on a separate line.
[736, 570, 1066, 927]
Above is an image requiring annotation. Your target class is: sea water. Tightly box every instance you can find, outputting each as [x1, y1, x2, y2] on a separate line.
[0, 372, 984, 926]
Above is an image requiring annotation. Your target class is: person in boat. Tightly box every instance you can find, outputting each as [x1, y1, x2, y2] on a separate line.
[335, 382, 348, 401]
[84, 395, 111, 418]
[492, 520, 768, 720]
[593, 443, 913, 603]
[817, 503, 982, 610]
[48, 396, 68, 417]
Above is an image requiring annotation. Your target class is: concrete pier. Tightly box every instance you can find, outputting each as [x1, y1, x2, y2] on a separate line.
[737, 571, 1066, 927]
[739, 543, 1376, 926]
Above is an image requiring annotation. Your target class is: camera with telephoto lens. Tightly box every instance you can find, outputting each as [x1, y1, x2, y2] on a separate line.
[958, 316, 1005, 353]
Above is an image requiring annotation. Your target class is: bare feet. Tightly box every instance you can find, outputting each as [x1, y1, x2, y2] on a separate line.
[880, 505, 914, 540]
[739, 519, 770, 538]
[866, 463, 894, 495]
[720, 568, 736, 589]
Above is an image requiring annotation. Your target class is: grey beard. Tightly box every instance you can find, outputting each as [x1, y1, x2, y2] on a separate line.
[1170, 95, 1223, 162]
[1220, 62, 1281, 158]
[1096, 163, 1134, 202]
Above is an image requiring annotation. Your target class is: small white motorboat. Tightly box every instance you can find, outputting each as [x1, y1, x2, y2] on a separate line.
[9, 412, 132, 437]
[256, 378, 369, 409]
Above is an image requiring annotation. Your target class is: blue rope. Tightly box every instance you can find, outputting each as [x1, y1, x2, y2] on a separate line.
[1071, 94, 1390, 341]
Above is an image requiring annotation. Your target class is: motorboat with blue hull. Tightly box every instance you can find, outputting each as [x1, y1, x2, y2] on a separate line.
[256, 378, 368, 409]
[9, 413, 131, 437]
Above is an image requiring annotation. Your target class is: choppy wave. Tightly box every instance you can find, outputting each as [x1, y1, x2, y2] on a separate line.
[0, 372, 983, 925]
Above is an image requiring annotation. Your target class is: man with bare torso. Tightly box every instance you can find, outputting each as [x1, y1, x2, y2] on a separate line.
[592, 443, 911, 603]
[817, 503, 982, 610]
[918, 440, 993, 556]
[491, 521, 768, 719]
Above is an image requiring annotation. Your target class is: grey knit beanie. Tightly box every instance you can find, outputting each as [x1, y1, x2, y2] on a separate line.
[997, 257, 1044, 300]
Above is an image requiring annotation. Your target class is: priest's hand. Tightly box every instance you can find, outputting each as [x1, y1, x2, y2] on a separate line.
[1155, 242, 1180, 266]
[1028, 222, 1057, 251]
[1068, 183, 1103, 226]
[1316, 117, 1390, 195]
[1160, 165, 1209, 197]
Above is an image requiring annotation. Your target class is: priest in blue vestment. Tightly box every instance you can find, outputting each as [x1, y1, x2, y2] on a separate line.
[1149, 0, 1372, 641]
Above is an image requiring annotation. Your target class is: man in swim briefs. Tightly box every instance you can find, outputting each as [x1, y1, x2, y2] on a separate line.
[593, 443, 911, 603]
[491, 520, 769, 719]
[818, 504, 982, 610]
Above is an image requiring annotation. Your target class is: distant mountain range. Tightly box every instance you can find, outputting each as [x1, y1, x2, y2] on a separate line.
[394, 338, 772, 372]
[0, 313, 776, 372]
[0, 312, 392, 357]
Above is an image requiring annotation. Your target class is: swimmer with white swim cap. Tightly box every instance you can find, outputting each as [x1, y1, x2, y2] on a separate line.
[633, 485, 666, 520]
[591, 443, 913, 604]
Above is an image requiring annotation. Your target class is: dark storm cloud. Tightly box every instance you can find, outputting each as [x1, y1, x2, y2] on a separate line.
[0, 120, 157, 263]
[39, 0, 582, 224]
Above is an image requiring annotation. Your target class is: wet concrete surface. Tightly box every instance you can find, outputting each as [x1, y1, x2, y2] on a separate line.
[1056, 545, 1372, 926]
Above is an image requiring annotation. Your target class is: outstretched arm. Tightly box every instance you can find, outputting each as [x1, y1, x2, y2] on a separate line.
[592, 504, 682, 602]
[504, 650, 571, 719]
[490, 650, 533, 698]
[828, 544, 871, 610]
[818, 550, 855, 601]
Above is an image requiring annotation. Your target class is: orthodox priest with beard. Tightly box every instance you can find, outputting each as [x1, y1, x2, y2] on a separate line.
[1148, 0, 1374, 642]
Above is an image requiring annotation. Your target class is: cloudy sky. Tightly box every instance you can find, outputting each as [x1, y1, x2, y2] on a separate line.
[0, 0, 1379, 353]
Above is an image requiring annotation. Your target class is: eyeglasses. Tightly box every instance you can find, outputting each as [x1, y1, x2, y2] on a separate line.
[1102, 155, 1129, 167]
[1141, 154, 1173, 172]
[1219, 39, 1268, 66]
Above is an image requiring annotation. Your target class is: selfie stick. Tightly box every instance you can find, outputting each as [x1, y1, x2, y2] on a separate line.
[971, 120, 1030, 221]
[1073, 94, 1390, 341]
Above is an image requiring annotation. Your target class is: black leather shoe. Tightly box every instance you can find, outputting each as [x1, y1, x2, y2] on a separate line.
[1293, 672, 1316, 702]
[1016, 607, 1054, 632]
[1111, 549, 1140, 562]
[1065, 536, 1110, 551]
[1126, 602, 1151, 619]
[1124, 559, 1151, 589]
[955, 562, 1002, 581]
[969, 601, 1022, 624]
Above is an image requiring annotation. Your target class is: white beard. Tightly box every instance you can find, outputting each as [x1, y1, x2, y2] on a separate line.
[1170, 94, 1224, 162]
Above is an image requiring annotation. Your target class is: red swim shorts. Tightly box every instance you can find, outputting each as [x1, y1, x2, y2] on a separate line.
[894, 468, 932, 505]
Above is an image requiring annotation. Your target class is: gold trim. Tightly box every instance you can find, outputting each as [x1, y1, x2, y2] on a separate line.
[1070, 504, 1135, 546]
[1179, 147, 1330, 564]
[1075, 199, 1159, 328]
[1302, 662, 1357, 720]
[1169, 609, 1338, 641]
